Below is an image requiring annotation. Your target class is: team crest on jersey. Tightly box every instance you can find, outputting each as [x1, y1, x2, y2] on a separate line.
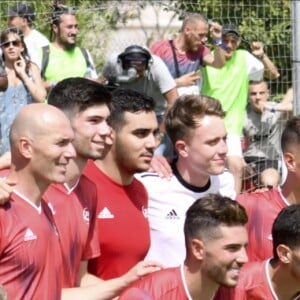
[83, 207, 90, 223]
[142, 206, 148, 218]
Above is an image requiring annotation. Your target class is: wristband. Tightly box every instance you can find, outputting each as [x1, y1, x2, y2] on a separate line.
[271, 103, 276, 113]
[213, 38, 223, 46]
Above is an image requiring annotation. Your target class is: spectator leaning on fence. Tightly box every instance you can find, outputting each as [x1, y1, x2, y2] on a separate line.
[38, 4, 98, 93]
[202, 23, 280, 194]
[242, 80, 292, 190]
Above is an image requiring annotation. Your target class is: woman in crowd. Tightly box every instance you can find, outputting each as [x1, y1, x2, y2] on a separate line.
[0, 27, 46, 155]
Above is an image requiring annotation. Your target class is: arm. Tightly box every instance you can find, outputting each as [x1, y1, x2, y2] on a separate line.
[203, 22, 226, 68]
[251, 42, 280, 80]
[62, 260, 162, 300]
[263, 87, 293, 112]
[14, 58, 47, 102]
[163, 87, 178, 111]
[175, 71, 201, 88]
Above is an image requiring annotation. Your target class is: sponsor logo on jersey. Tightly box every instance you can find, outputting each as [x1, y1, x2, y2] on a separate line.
[97, 207, 114, 219]
[83, 207, 90, 223]
[24, 228, 37, 241]
[165, 209, 180, 219]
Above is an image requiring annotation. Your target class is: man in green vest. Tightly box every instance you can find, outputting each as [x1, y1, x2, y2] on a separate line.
[39, 5, 98, 93]
[202, 23, 279, 193]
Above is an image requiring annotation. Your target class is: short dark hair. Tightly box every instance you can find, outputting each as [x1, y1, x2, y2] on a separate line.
[272, 204, 300, 260]
[109, 88, 156, 130]
[184, 194, 248, 249]
[165, 94, 225, 145]
[281, 116, 300, 152]
[48, 77, 112, 114]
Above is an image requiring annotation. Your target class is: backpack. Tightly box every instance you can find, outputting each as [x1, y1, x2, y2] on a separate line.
[40, 45, 93, 79]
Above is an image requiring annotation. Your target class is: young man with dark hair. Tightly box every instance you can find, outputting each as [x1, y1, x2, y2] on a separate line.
[84, 88, 160, 280]
[217, 204, 300, 300]
[119, 194, 248, 300]
[137, 94, 235, 267]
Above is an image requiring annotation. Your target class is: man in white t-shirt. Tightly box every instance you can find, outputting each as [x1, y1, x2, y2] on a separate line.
[136, 94, 236, 267]
[7, 3, 49, 64]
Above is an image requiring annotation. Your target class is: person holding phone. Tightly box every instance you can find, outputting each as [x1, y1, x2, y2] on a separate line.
[0, 27, 46, 155]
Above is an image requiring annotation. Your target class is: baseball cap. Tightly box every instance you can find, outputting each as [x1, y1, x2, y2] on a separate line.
[6, 3, 35, 21]
[222, 24, 240, 37]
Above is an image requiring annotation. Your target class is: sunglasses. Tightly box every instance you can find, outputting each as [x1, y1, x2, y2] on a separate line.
[1, 40, 21, 48]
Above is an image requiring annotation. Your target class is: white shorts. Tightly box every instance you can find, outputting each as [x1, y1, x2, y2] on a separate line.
[226, 134, 243, 157]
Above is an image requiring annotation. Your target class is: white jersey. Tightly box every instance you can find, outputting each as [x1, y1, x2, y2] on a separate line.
[136, 167, 235, 267]
[25, 29, 49, 67]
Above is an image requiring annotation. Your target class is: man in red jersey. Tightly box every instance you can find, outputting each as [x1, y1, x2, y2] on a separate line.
[119, 194, 248, 300]
[84, 88, 160, 280]
[0, 78, 161, 299]
[236, 115, 300, 262]
[0, 103, 75, 299]
[216, 204, 300, 300]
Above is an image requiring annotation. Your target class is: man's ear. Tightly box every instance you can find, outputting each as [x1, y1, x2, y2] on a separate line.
[52, 24, 59, 35]
[283, 152, 295, 172]
[18, 137, 33, 159]
[175, 140, 188, 158]
[190, 238, 205, 261]
[276, 244, 292, 264]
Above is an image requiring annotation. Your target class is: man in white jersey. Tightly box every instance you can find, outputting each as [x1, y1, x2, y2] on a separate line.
[136, 94, 236, 267]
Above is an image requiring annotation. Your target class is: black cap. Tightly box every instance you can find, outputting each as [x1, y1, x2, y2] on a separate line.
[7, 3, 35, 22]
[222, 24, 240, 37]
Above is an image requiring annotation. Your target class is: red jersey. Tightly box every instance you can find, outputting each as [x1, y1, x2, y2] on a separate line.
[216, 260, 300, 300]
[0, 191, 62, 300]
[44, 174, 100, 287]
[119, 266, 190, 300]
[84, 160, 150, 279]
[237, 187, 288, 262]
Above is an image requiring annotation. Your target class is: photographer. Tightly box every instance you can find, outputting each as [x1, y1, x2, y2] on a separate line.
[102, 45, 178, 126]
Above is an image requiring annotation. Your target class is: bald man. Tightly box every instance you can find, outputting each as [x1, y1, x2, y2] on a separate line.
[0, 103, 76, 299]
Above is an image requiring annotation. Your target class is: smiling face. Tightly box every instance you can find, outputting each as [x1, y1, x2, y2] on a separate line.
[70, 104, 111, 160]
[112, 110, 159, 175]
[202, 225, 248, 287]
[177, 115, 227, 178]
[30, 115, 76, 184]
[54, 14, 78, 49]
